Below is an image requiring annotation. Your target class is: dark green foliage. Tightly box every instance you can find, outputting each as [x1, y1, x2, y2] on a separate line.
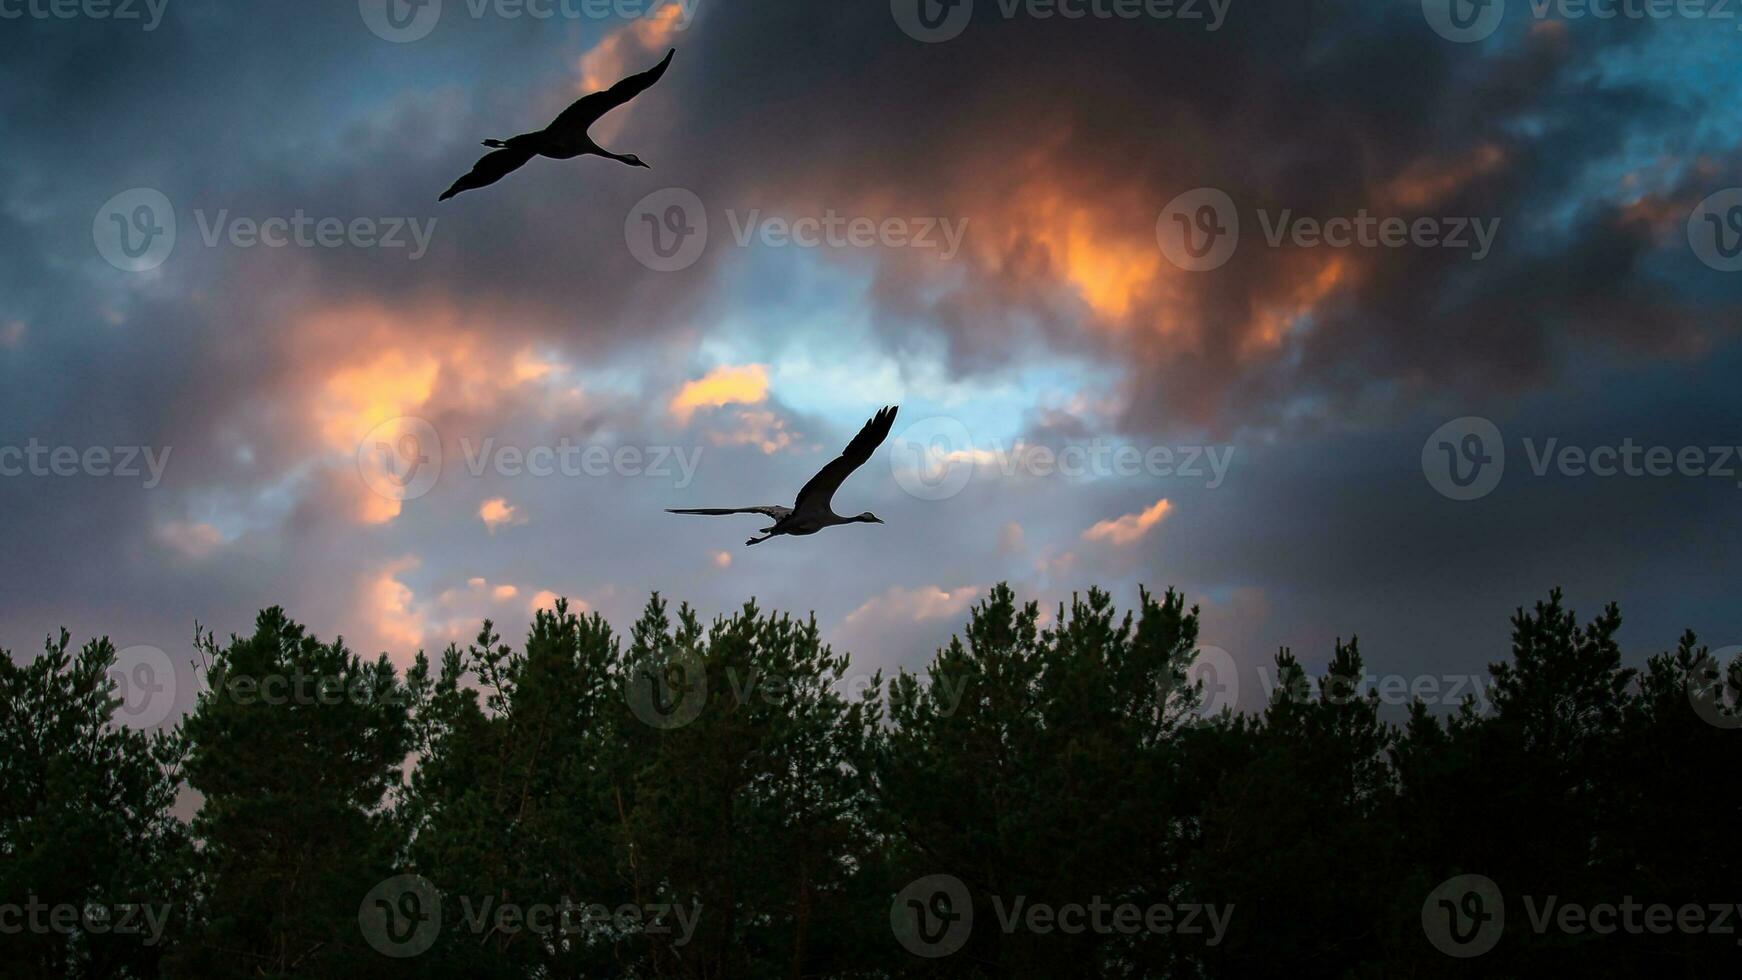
[167, 609, 412, 978]
[0, 631, 189, 979]
[2, 586, 1738, 977]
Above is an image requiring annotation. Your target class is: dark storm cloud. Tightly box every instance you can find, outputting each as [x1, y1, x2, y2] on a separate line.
[621, 0, 1742, 435]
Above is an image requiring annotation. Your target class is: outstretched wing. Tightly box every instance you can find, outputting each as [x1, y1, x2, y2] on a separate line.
[549, 48, 675, 137]
[793, 406, 898, 516]
[667, 506, 792, 520]
[439, 147, 536, 201]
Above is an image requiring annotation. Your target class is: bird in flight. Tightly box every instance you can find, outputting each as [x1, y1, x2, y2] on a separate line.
[439, 48, 675, 202]
[668, 406, 899, 547]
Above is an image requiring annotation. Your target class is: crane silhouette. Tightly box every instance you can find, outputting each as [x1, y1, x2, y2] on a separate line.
[668, 406, 899, 546]
[439, 48, 675, 202]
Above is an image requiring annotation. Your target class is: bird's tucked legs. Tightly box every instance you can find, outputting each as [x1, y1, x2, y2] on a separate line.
[746, 535, 771, 547]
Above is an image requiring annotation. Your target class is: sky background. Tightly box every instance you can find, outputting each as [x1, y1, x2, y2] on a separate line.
[2, 0, 1739, 722]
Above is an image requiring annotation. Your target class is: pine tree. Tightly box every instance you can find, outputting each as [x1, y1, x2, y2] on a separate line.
[168, 609, 410, 978]
[0, 631, 189, 979]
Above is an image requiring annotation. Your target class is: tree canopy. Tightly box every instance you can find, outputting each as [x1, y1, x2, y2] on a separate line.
[1, 586, 1737, 977]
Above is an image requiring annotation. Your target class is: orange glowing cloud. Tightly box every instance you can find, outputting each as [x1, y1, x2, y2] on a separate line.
[670, 364, 770, 424]
[529, 589, 588, 615]
[292, 302, 575, 526]
[989, 187, 1165, 323]
[362, 556, 425, 655]
[479, 497, 521, 532]
[1382, 144, 1506, 210]
[843, 585, 981, 627]
[1240, 255, 1350, 360]
[1083, 498, 1172, 547]
[572, 7, 685, 143]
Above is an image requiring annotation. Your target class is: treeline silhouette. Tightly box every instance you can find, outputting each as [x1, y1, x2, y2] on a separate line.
[2, 586, 1738, 978]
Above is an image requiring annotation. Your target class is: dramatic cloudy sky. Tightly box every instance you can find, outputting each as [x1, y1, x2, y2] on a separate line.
[2, 0, 1739, 721]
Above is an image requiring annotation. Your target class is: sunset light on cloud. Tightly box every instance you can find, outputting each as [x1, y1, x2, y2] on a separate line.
[1083, 499, 1173, 548]
[8, 5, 1742, 969]
[669, 364, 770, 424]
[479, 497, 520, 531]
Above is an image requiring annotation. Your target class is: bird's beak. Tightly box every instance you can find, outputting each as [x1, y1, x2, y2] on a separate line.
[638, 159, 653, 169]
